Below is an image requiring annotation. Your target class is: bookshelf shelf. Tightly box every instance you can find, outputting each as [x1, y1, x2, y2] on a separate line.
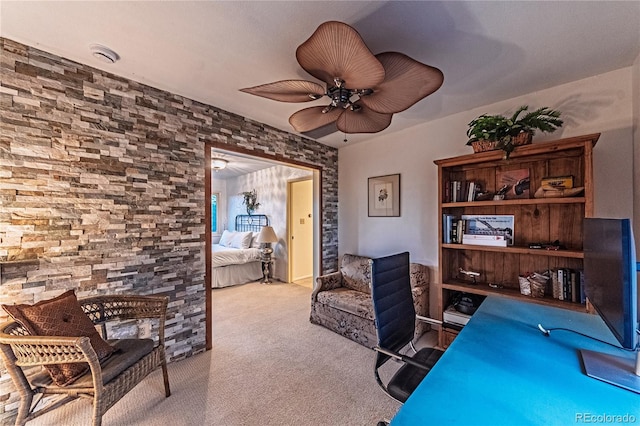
[442, 197, 586, 208]
[441, 281, 587, 312]
[435, 133, 599, 348]
[442, 244, 584, 258]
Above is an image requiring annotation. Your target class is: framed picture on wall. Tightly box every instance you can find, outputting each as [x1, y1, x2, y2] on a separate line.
[368, 174, 400, 217]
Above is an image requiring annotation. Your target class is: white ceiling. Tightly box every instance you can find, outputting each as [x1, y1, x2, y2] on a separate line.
[1, 1, 639, 148]
[210, 148, 284, 179]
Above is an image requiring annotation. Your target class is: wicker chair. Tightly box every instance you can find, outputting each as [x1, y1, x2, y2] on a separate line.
[0, 295, 171, 426]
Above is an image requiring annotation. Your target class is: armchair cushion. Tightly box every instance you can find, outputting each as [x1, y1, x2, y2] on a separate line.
[340, 254, 372, 294]
[30, 338, 154, 388]
[2, 290, 115, 386]
[315, 288, 375, 321]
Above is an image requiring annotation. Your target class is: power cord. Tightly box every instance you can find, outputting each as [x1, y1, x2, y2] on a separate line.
[537, 323, 639, 352]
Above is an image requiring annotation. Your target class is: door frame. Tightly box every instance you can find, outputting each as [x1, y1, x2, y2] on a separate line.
[287, 177, 314, 283]
[204, 142, 323, 350]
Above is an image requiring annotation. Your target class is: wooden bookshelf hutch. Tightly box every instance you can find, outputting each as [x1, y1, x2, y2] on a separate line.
[435, 133, 600, 348]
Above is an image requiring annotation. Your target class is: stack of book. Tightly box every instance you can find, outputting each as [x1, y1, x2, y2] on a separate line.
[444, 180, 482, 203]
[551, 268, 585, 304]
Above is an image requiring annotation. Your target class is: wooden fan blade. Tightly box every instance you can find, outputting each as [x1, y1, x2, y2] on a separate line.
[359, 52, 444, 114]
[240, 80, 325, 102]
[296, 21, 385, 89]
[303, 122, 339, 139]
[336, 104, 392, 134]
[289, 106, 343, 133]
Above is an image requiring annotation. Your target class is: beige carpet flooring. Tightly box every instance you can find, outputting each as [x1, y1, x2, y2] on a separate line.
[24, 282, 404, 425]
[292, 277, 314, 289]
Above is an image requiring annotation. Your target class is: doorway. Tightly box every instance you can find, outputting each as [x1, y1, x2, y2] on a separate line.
[288, 178, 313, 285]
[205, 142, 322, 350]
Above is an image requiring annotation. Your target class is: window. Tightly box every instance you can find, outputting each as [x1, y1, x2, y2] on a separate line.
[211, 192, 219, 234]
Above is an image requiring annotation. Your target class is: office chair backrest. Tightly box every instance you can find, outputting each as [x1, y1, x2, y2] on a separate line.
[370, 252, 415, 369]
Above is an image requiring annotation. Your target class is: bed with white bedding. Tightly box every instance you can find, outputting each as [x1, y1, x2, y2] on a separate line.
[211, 215, 268, 288]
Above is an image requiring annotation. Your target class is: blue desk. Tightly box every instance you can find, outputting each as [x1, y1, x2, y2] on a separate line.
[391, 297, 640, 425]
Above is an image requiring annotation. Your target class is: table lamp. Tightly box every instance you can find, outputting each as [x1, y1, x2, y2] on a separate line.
[256, 226, 278, 283]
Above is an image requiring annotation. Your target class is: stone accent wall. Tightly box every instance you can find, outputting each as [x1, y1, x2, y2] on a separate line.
[0, 38, 338, 421]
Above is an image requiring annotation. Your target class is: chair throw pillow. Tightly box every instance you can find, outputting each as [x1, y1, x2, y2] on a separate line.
[2, 290, 115, 386]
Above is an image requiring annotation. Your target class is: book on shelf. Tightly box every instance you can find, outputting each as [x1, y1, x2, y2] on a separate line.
[443, 214, 455, 244]
[461, 214, 514, 246]
[444, 180, 482, 203]
[551, 270, 560, 299]
[462, 234, 508, 247]
[570, 270, 578, 303]
[550, 268, 585, 304]
[451, 180, 463, 203]
[443, 214, 515, 246]
[451, 220, 459, 243]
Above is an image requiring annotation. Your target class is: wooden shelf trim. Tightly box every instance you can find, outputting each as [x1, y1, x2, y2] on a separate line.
[441, 281, 587, 312]
[434, 133, 600, 167]
[442, 197, 586, 208]
[441, 244, 584, 258]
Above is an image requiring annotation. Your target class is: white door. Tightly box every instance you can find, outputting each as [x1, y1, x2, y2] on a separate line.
[289, 179, 313, 282]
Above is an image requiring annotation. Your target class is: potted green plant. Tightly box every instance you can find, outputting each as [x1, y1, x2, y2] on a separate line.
[466, 106, 563, 158]
[241, 189, 260, 215]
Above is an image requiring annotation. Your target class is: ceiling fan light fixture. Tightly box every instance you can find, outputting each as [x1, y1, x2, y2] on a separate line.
[211, 158, 228, 171]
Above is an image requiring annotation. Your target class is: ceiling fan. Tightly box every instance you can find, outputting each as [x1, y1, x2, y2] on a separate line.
[240, 21, 444, 136]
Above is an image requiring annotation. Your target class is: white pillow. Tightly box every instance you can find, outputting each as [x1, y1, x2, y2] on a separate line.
[239, 232, 253, 249]
[219, 230, 233, 247]
[250, 232, 261, 248]
[229, 231, 253, 249]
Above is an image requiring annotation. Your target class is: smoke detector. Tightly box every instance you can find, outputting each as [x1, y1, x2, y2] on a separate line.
[90, 44, 120, 64]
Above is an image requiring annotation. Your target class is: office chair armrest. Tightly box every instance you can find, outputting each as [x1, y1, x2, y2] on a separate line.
[374, 346, 432, 372]
[416, 315, 442, 326]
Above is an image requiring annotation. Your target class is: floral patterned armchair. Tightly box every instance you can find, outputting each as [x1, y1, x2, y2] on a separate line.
[310, 254, 430, 348]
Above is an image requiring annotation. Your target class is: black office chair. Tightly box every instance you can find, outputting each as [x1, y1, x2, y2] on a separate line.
[370, 252, 444, 403]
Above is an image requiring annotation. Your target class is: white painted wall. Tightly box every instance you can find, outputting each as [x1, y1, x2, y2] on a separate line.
[633, 53, 640, 241]
[339, 67, 635, 282]
[226, 165, 312, 281]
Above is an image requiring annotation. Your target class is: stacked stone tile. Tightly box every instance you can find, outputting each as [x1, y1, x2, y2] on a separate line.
[0, 37, 338, 420]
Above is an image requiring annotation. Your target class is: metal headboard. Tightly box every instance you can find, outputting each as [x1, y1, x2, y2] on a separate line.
[235, 214, 269, 232]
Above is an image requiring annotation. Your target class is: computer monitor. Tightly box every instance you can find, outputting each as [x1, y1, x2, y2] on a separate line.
[582, 218, 639, 393]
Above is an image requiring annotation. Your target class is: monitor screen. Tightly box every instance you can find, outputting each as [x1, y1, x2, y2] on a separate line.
[583, 218, 638, 350]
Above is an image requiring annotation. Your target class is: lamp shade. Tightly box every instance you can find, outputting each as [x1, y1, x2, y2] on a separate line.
[256, 226, 278, 244]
